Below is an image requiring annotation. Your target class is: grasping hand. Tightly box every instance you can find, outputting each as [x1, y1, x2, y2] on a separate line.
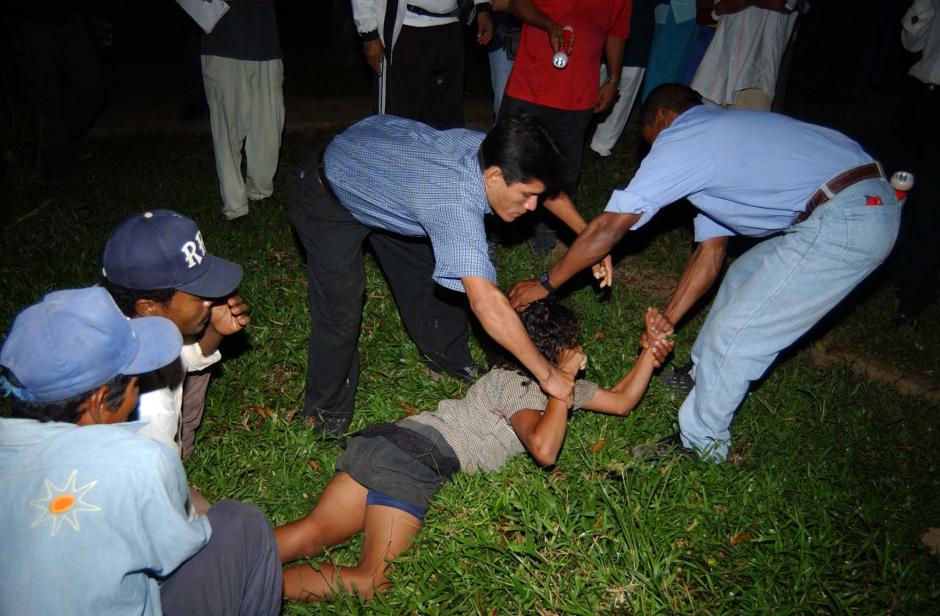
[557, 346, 588, 376]
[640, 307, 674, 365]
[547, 23, 574, 54]
[644, 336, 675, 368]
[540, 365, 575, 407]
[508, 279, 548, 311]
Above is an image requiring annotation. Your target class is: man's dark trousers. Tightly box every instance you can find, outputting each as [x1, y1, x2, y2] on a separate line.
[387, 22, 465, 130]
[290, 152, 473, 431]
[498, 95, 593, 251]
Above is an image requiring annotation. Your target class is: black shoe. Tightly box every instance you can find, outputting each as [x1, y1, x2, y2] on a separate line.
[424, 358, 479, 384]
[448, 365, 479, 383]
[659, 360, 694, 394]
[631, 433, 695, 461]
[306, 412, 352, 436]
[528, 237, 557, 258]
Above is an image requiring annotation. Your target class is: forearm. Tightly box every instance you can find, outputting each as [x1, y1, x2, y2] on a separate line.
[542, 193, 587, 234]
[546, 212, 636, 289]
[197, 324, 224, 357]
[610, 351, 656, 413]
[508, 0, 555, 31]
[526, 396, 570, 464]
[467, 280, 553, 381]
[662, 238, 727, 325]
[604, 36, 625, 81]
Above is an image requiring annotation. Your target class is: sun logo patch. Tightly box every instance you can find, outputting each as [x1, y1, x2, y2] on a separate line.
[30, 470, 101, 536]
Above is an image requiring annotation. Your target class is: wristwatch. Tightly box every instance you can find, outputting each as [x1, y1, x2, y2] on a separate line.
[538, 271, 556, 295]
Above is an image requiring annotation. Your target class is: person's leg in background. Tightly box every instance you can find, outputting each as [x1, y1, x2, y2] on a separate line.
[202, 55, 251, 220]
[422, 22, 465, 129]
[244, 58, 284, 203]
[488, 47, 515, 119]
[498, 96, 593, 256]
[590, 65, 645, 157]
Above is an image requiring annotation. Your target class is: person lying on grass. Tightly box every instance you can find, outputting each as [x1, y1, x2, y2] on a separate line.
[274, 300, 675, 602]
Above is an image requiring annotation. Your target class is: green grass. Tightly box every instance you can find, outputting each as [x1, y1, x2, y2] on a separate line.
[2, 129, 939, 615]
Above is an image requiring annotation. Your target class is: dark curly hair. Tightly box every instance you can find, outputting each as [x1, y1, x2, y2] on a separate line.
[488, 299, 581, 378]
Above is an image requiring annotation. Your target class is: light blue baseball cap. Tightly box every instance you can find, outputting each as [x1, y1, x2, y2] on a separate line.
[0, 287, 182, 402]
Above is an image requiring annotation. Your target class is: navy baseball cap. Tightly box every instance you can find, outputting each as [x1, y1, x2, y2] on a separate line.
[0, 287, 182, 402]
[101, 210, 243, 298]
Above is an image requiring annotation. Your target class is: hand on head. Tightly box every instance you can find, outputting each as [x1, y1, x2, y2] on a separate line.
[556, 346, 587, 376]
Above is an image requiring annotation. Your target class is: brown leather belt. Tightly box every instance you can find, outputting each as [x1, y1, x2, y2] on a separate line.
[316, 147, 338, 201]
[796, 161, 885, 223]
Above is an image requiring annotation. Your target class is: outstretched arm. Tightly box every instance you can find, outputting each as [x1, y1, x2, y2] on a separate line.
[541, 194, 614, 287]
[509, 348, 587, 466]
[509, 211, 639, 310]
[583, 308, 675, 415]
[464, 276, 574, 405]
[639, 237, 727, 363]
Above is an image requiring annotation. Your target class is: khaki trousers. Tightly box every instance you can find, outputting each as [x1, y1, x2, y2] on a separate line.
[202, 55, 284, 219]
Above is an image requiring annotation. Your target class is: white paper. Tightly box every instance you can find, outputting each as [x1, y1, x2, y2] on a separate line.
[176, 0, 230, 34]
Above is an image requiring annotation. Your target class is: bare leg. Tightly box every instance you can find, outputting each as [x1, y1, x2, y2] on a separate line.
[283, 504, 422, 602]
[275, 473, 367, 564]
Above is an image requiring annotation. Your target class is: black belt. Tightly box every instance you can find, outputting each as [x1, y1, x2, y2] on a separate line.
[357, 423, 461, 479]
[796, 162, 885, 223]
[406, 3, 460, 17]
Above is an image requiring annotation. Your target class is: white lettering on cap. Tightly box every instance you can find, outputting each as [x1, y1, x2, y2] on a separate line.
[180, 231, 207, 268]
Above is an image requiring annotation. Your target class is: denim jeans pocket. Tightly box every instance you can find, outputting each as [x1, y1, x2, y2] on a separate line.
[838, 204, 900, 269]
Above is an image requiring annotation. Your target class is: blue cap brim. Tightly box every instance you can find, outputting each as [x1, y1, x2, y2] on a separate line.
[175, 254, 244, 299]
[123, 316, 183, 375]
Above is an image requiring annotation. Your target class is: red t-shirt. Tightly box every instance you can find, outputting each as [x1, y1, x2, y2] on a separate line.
[504, 0, 632, 111]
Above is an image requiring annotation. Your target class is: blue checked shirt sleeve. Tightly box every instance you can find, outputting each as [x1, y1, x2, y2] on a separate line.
[423, 205, 497, 293]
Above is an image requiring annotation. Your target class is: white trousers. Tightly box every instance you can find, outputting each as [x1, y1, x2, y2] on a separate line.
[590, 65, 645, 157]
[202, 55, 285, 219]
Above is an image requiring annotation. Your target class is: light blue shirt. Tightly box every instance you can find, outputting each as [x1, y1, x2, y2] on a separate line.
[323, 115, 496, 292]
[0, 418, 210, 616]
[605, 105, 874, 240]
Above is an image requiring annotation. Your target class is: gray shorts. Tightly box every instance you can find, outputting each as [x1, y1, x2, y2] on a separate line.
[336, 430, 453, 511]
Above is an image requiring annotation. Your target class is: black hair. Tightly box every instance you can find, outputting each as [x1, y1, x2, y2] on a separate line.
[480, 111, 566, 198]
[3, 369, 133, 424]
[99, 278, 175, 318]
[638, 83, 702, 129]
[488, 299, 581, 379]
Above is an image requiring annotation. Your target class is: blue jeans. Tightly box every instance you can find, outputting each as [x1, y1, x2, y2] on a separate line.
[679, 178, 901, 461]
[488, 48, 514, 119]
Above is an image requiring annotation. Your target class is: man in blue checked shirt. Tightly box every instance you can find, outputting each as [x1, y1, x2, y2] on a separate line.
[510, 84, 901, 462]
[290, 113, 612, 435]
